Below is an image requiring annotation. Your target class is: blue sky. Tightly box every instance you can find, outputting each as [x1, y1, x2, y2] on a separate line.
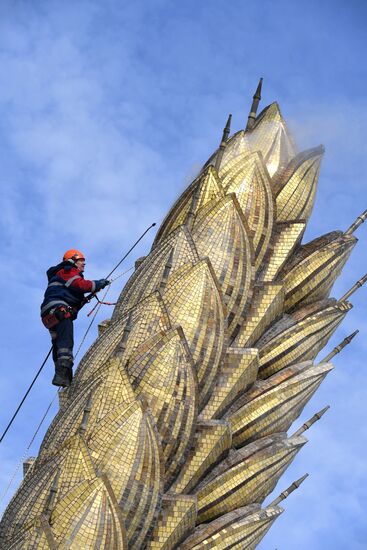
[0, 1, 366, 548]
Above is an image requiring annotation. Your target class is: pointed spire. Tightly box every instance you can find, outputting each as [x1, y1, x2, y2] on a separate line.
[292, 406, 330, 437]
[320, 330, 359, 362]
[345, 208, 367, 235]
[44, 472, 60, 517]
[269, 473, 309, 507]
[215, 113, 232, 171]
[79, 393, 93, 436]
[245, 77, 263, 131]
[340, 274, 367, 301]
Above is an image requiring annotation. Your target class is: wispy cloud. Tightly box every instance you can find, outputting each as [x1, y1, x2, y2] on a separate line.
[0, 2, 366, 548]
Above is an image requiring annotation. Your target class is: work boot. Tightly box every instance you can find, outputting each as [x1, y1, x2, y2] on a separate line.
[52, 359, 73, 388]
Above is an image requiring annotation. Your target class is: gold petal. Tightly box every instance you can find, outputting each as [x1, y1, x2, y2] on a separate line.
[282, 232, 356, 311]
[199, 348, 258, 421]
[127, 326, 198, 485]
[87, 401, 162, 547]
[275, 146, 324, 223]
[196, 434, 305, 522]
[148, 494, 197, 550]
[162, 260, 225, 407]
[228, 361, 333, 448]
[191, 194, 254, 337]
[259, 221, 306, 282]
[113, 226, 199, 319]
[257, 299, 350, 379]
[221, 152, 274, 270]
[154, 165, 225, 244]
[180, 504, 282, 550]
[50, 476, 127, 549]
[171, 420, 232, 494]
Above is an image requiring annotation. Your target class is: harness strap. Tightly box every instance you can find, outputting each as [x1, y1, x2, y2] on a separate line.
[41, 300, 69, 316]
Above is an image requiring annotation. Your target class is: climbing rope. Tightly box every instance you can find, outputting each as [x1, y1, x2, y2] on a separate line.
[0, 394, 58, 507]
[0, 222, 155, 447]
[0, 264, 135, 507]
[85, 266, 133, 318]
[77, 266, 134, 352]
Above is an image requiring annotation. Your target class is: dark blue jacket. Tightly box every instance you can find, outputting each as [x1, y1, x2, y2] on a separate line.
[41, 261, 96, 317]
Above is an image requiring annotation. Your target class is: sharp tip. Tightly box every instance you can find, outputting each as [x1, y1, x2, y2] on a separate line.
[225, 113, 232, 130]
[255, 77, 263, 97]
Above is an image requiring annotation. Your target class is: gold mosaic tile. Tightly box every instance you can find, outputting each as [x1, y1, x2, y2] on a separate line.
[148, 494, 197, 549]
[259, 221, 306, 282]
[220, 102, 297, 178]
[170, 421, 232, 494]
[162, 259, 225, 407]
[195, 434, 305, 522]
[154, 165, 225, 244]
[1, 93, 360, 550]
[199, 348, 258, 420]
[275, 146, 324, 223]
[180, 504, 283, 549]
[257, 299, 351, 379]
[50, 476, 126, 549]
[113, 225, 199, 319]
[228, 361, 333, 447]
[127, 326, 198, 486]
[282, 232, 356, 311]
[8, 519, 51, 550]
[233, 283, 284, 347]
[221, 151, 274, 269]
[191, 194, 254, 337]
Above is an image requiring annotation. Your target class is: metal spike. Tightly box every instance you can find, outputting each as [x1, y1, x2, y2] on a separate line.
[320, 330, 359, 362]
[344, 208, 367, 235]
[269, 473, 309, 507]
[292, 406, 330, 437]
[215, 113, 232, 171]
[79, 393, 93, 436]
[245, 77, 263, 131]
[222, 113, 232, 142]
[340, 274, 367, 301]
[44, 472, 60, 517]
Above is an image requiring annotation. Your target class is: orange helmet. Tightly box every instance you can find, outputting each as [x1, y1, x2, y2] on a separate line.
[63, 249, 85, 262]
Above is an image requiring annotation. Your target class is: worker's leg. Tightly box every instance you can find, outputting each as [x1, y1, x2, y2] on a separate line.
[52, 318, 74, 387]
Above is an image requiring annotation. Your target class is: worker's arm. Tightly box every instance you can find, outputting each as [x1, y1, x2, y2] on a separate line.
[56, 267, 107, 293]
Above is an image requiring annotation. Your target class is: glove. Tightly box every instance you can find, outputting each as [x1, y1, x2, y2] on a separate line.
[95, 279, 111, 292]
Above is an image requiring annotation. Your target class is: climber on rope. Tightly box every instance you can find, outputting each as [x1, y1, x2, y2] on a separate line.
[40, 249, 110, 388]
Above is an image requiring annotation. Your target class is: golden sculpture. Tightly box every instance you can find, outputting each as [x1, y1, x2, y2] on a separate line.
[1, 80, 365, 549]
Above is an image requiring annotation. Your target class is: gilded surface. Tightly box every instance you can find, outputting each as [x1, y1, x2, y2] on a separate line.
[0, 93, 361, 550]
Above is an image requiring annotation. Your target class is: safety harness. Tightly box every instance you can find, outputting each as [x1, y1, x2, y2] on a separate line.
[41, 275, 82, 329]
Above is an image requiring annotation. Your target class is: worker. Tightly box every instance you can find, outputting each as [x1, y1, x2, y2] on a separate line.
[41, 249, 110, 388]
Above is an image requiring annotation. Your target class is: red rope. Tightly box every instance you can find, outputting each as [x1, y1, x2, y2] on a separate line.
[87, 297, 117, 317]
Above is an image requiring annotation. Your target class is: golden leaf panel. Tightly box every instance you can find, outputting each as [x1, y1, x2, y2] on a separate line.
[0, 94, 363, 550]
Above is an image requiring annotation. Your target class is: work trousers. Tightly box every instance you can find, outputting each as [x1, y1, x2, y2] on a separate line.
[49, 318, 74, 367]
